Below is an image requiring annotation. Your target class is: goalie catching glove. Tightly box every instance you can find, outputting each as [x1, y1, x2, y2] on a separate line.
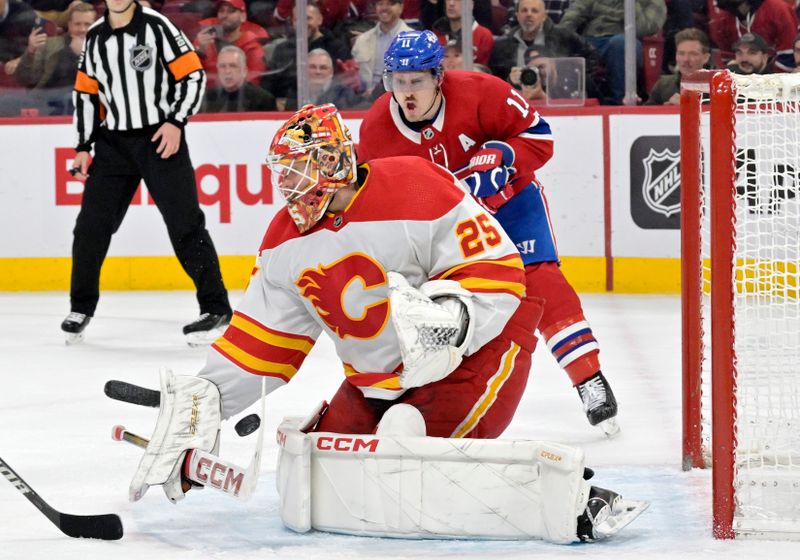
[462, 141, 516, 213]
[388, 271, 475, 389]
[129, 368, 222, 503]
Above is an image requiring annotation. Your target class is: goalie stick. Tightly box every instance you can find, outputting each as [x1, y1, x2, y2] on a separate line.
[0, 456, 123, 540]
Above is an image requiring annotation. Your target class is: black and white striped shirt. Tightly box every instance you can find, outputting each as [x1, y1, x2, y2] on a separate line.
[73, 3, 205, 152]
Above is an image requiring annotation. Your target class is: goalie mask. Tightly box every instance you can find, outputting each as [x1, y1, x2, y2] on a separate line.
[266, 104, 356, 233]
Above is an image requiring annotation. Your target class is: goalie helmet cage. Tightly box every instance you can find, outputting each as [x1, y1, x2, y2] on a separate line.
[680, 70, 800, 540]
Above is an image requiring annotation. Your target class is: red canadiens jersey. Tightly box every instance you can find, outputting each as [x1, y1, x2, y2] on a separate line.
[198, 157, 526, 411]
[358, 71, 554, 188]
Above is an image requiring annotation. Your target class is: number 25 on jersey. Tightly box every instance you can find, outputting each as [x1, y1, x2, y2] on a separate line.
[456, 214, 502, 258]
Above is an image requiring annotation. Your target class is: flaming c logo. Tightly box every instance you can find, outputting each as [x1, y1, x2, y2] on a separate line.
[296, 253, 389, 339]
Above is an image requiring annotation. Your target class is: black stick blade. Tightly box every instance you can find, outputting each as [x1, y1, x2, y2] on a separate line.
[59, 513, 123, 540]
[104, 380, 160, 407]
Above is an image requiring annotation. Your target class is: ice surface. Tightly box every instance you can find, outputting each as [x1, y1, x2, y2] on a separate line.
[0, 291, 797, 559]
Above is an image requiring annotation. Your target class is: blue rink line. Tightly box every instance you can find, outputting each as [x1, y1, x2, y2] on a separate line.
[125, 466, 735, 560]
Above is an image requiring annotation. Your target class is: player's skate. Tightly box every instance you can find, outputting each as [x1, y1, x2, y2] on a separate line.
[61, 312, 91, 345]
[576, 371, 620, 438]
[576, 486, 649, 542]
[182, 313, 231, 347]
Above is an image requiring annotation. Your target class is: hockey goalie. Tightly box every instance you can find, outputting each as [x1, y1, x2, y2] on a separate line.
[118, 104, 647, 544]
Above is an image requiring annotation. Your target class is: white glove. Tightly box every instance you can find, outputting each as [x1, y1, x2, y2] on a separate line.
[388, 272, 474, 389]
[129, 368, 222, 503]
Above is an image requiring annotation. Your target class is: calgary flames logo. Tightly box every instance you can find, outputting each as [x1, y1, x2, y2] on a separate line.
[296, 253, 389, 340]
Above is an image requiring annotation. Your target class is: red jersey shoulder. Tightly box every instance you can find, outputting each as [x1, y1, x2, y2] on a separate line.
[347, 158, 466, 223]
[358, 93, 393, 159]
[259, 208, 302, 252]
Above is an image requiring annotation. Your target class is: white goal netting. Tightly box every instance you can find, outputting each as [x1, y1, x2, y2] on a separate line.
[699, 73, 800, 538]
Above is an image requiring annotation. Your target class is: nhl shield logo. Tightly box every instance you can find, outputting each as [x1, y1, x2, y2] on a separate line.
[129, 45, 154, 72]
[422, 128, 434, 140]
[641, 148, 681, 217]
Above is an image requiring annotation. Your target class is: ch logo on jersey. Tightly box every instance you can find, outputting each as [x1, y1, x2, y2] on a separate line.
[129, 45, 154, 72]
[296, 253, 390, 340]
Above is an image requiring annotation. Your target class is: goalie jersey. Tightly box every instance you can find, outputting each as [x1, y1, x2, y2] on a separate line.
[199, 157, 526, 414]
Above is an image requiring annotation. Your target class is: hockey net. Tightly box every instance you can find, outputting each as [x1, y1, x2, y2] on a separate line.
[681, 70, 800, 540]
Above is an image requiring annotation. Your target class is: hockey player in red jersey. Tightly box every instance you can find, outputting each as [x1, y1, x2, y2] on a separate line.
[359, 30, 619, 435]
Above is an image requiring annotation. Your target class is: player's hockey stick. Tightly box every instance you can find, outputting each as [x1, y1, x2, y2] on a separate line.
[0, 456, 123, 540]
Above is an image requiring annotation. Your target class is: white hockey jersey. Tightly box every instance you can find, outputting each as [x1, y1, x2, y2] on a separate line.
[199, 157, 526, 417]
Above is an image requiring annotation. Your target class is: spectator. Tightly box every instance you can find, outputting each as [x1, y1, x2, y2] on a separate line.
[15, 2, 96, 90]
[202, 45, 277, 112]
[442, 36, 464, 71]
[557, 0, 667, 104]
[352, 0, 413, 95]
[285, 48, 364, 109]
[0, 0, 41, 83]
[273, 0, 370, 31]
[263, 3, 351, 99]
[727, 31, 771, 75]
[661, 0, 694, 72]
[194, 0, 267, 88]
[432, 0, 494, 66]
[543, 0, 570, 23]
[711, 0, 797, 71]
[489, 0, 594, 83]
[420, 0, 493, 31]
[646, 27, 710, 105]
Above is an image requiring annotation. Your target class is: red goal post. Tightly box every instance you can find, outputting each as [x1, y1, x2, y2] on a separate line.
[680, 70, 800, 540]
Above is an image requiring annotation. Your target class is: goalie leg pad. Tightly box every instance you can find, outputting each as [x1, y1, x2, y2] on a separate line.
[275, 416, 592, 543]
[129, 369, 222, 503]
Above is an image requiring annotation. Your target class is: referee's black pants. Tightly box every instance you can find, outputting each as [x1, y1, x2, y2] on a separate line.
[69, 126, 231, 318]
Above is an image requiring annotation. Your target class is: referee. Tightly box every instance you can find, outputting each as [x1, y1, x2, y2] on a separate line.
[62, 0, 232, 345]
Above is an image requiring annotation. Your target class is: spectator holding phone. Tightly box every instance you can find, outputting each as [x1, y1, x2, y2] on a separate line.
[16, 1, 96, 89]
[0, 0, 41, 83]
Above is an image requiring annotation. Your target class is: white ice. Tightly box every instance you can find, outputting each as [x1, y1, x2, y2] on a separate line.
[0, 291, 797, 559]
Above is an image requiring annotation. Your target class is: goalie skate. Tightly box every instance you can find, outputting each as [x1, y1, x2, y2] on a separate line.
[577, 486, 649, 542]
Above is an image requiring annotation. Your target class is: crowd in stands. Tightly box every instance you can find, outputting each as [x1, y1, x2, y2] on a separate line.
[3, 0, 800, 116]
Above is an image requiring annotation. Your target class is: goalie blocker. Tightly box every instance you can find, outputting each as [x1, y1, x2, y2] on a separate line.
[275, 410, 648, 544]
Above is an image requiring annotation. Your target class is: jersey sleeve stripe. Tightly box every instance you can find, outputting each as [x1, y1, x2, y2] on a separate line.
[168, 51, 203, 81]
[231, 311, 316, 350]
[433, 255, 525, 296]
[434, 254, 524, 279]
[457, 277, 526, 297]
[74, 70, 99, 94]
[343, 364, 402, 389]
[221, 324, 309, 369]
[212, 338, 300, 380]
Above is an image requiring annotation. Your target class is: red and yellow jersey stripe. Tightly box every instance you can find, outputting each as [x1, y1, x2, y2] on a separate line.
[433, 254, 526, 298]
[212, 311, 315, 382]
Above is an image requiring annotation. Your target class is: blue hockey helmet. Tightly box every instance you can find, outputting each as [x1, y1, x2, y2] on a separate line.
[383, 30, 445, 90]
